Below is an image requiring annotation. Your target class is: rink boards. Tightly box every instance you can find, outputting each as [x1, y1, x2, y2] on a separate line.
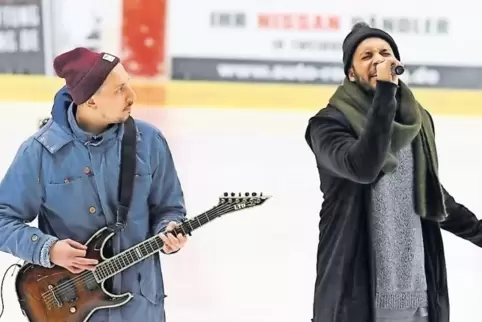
[1, 75, 482, 115]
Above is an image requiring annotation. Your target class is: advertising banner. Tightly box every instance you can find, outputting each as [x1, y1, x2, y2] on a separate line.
[121, 0, 167, 77]
[171, 58, 482, 89]
[0, 0, 46, 74]
[48, 0, 167, 78]
[167, 0, 482, 88]
[48, 0, 105, 58]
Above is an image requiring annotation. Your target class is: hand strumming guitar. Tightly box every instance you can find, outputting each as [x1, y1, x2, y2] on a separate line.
[50, 239, 98, 274]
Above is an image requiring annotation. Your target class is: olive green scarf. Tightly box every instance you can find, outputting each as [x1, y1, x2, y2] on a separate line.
[329, 78, 446, 221]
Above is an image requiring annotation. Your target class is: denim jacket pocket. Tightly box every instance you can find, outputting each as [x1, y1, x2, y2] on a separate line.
[139, 257, 165, 304]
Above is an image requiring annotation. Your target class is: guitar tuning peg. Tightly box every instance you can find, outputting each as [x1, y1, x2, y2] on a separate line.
[238, 192, 241, 197]
[260, 192, 263, 197]
[245, 192, 249, 197]
[230, 192, 235, 197]
[223, 192, 228, 197]
[252, 192, 257, 197]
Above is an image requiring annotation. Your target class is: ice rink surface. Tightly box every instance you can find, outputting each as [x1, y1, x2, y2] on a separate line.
[0, 102, 482, 321]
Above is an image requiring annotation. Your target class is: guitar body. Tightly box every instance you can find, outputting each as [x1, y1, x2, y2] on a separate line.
[15, 227, 132, 322]
[13, 192, 270, 322]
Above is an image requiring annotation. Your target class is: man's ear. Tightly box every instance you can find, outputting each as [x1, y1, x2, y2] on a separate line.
[348, 67, 356, 82]
[85, 97, 97, 109]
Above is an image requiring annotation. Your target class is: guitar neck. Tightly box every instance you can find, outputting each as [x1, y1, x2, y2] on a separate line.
[93, 206, 225, 282]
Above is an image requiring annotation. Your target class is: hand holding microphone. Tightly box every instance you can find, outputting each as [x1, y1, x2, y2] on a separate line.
[376, 58, 404, 85]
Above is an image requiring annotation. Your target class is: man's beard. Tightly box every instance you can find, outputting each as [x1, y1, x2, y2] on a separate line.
[352, 71, 375, 95]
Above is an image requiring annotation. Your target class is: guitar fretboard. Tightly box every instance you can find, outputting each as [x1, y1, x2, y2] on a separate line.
[94, 201, 237, 281]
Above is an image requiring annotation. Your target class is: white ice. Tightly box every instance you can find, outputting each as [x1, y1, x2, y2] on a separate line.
[0, 103, 481, 322]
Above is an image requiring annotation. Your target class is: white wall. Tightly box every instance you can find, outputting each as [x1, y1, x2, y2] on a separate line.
[0, 103, 482, 321]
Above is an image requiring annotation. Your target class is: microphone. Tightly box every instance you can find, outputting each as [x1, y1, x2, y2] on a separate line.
[391, 64, 405, 75]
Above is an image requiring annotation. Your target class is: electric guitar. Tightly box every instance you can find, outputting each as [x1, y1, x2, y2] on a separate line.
[14, 192, 270, 322]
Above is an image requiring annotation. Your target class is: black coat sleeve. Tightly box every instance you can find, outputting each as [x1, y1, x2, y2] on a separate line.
[440, 187, 482, 247]
[307, 81, 398, 184]
[425, 109, 482, 246]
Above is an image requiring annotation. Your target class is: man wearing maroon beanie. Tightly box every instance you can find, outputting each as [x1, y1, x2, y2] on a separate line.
[53, 47, 136, 130]
[0, 47, 187, 322]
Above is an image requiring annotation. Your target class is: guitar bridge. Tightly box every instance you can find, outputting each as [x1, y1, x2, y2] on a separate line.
[46, 284, 62, 309]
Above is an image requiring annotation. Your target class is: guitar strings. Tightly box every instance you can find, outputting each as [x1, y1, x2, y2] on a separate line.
[42, 200, 241, 306]
[42, 199, 253, 306]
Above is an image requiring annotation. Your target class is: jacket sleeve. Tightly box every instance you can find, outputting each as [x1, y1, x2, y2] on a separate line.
[440, 186, 482, 247]
[425, 110, 482, 246]
[149, 132, 186, 240]
[307, 81, 398, 184]
[0, 139, 58, 266]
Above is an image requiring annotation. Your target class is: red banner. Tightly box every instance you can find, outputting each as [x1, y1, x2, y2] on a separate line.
[121, 0, 166, 78]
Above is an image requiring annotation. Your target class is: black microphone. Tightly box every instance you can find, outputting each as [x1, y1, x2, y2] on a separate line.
[391, 64, 405, 75]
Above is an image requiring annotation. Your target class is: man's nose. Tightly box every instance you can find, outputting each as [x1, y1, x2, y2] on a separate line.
[373, 54, 384, 68]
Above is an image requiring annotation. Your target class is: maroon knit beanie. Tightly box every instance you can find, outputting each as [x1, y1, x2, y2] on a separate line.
[53, 47, 120, 105]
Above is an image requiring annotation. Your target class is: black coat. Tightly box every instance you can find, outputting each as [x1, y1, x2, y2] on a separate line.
[304, 82, 482, 322]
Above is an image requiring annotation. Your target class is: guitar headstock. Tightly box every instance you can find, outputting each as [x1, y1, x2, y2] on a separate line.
[218, 192, 271, 210]
[179, 192, 272, 235]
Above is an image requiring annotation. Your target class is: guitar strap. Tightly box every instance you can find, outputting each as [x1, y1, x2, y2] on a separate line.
[108, 115, 137, 233]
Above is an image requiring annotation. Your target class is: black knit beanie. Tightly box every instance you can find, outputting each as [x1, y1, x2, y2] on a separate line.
[342, 21, 401, 76]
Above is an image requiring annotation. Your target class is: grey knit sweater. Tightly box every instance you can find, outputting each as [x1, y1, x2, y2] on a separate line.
[371, 145, 428, 310]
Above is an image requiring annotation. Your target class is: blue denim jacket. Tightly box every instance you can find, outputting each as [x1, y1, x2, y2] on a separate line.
[0, 86, 186, 322]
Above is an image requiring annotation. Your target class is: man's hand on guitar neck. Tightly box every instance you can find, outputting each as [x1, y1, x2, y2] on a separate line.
[159, 221, 188, 254]
[49, 239, 98, 274]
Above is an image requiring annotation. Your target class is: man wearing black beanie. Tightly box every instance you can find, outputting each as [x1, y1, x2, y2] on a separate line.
[305, 22, 482, 322]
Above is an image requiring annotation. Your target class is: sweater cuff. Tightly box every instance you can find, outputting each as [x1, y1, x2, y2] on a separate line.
[39, 236, 58, 268]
